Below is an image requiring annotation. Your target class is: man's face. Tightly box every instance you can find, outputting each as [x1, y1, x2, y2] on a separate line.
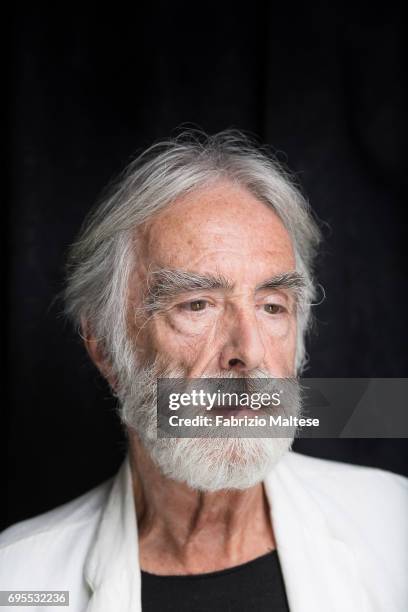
[117, 180, 301, 491]
[131, 180, 298, 377]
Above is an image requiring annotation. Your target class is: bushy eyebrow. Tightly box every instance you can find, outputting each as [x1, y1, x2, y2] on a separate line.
[144, 268, 233, 313]
[256, 271, 307, 295]
[142, 267, 307, 313]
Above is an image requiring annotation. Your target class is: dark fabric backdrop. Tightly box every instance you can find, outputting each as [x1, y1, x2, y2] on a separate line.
[5, 4, 407, 530]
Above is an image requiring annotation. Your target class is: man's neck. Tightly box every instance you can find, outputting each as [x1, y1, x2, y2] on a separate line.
[128, 433, 276, 575]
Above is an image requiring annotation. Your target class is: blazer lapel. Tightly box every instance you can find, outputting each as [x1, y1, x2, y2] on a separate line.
[264, 453, 367, 612]
[84, 458, 142, 612]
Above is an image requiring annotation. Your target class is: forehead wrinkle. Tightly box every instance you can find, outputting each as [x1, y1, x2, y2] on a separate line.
[141, 182, 295, 258]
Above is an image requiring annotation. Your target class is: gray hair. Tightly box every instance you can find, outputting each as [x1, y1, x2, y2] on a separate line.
[64, 130, 321, 374]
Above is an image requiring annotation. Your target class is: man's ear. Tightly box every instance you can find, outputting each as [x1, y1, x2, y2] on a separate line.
[81, 318, 118, 390]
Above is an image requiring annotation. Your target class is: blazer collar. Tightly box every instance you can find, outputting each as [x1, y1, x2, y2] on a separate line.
[84, 452, 366, 612]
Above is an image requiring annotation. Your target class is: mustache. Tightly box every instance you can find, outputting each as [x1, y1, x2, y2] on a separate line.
[146, 357, 285, 380]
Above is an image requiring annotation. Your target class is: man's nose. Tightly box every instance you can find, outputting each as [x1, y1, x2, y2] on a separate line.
[219, 309, 265, 372]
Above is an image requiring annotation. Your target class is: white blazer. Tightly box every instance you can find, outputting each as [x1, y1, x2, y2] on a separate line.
[0, 451, 407, 611]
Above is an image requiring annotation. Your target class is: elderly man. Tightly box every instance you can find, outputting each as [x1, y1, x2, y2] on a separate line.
[1, 132, 407, 611]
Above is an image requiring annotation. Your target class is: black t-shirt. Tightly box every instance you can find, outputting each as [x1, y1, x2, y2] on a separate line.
[141, 550, 290, 611]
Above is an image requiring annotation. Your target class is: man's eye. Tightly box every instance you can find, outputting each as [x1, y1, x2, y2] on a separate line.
[181, 300, 208, 312]
[264, 303, 285, 315]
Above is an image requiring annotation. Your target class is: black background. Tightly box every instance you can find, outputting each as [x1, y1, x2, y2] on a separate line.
[5, 5, 407, 530]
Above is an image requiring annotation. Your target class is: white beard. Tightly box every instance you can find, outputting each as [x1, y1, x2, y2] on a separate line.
[116, 358, 300, 492]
